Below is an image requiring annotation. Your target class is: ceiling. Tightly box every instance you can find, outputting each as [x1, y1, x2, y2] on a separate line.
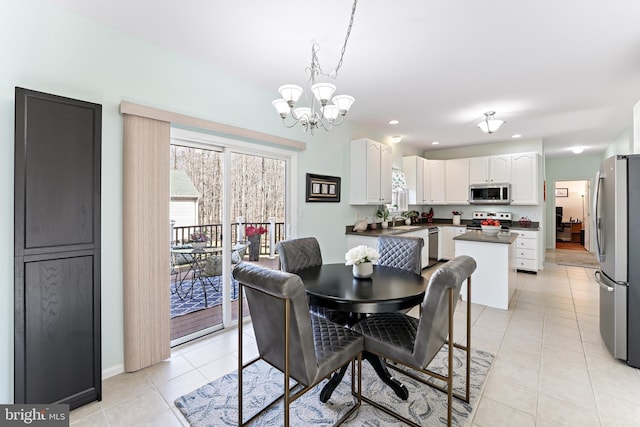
[49, 0, 640, 157]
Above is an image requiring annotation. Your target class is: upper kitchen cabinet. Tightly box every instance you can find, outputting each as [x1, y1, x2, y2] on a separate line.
[429, 159, 445, 204]
[350, 138, 392, 205]
[469, 155, 511, 184]
[511, 152, 539, 205]
[403, 156, 429, 204]
[445, 158, 469, 204]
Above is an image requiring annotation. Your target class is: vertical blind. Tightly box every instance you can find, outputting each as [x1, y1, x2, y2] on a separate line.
[123, 114, 171, 371]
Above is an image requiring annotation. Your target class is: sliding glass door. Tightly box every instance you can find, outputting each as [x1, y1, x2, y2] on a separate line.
[169, 131, 291, 344]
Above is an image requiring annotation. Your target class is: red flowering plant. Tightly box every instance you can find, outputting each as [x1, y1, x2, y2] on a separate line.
[245, 225, 267, 237]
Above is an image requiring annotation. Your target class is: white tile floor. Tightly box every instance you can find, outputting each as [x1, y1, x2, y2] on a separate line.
[71, 258, 640, 426]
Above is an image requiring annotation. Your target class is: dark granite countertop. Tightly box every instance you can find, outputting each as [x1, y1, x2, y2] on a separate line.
[453, 230, 519, 244]
[346, 218, 539, 235]
[345, 224, 433, 237]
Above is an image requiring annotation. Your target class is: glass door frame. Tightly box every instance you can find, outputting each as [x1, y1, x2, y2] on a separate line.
[171, 127, 297, 331]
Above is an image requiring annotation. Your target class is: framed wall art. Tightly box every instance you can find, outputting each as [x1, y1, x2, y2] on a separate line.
[555, 187, 568, 197]
[305, 173, 341, 202]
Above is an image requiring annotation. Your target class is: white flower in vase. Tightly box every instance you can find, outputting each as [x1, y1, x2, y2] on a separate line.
[345, 245, 380, 265]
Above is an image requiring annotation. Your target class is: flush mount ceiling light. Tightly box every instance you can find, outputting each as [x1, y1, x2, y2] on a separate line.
[477, 111, 505, 134]
[388, 119, 399, 125]
[390, 136, 402, 143]
[572, 146, 584, 154]
[271, 0, 358, 134]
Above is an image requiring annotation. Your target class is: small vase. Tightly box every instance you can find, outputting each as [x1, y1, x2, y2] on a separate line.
[405, 218, 411, 225]
[248, 234, 261, 261]
[353, 261, 373, 279]
[453, 215, 461, 226]
[191, 242, 206, 249]
[381, 221, 388, 229]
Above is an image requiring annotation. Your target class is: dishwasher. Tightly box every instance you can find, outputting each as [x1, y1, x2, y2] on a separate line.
[427, 227, 439, 267]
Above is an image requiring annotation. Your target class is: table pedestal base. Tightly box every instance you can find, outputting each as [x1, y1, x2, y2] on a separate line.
[319, 351, 409, 403]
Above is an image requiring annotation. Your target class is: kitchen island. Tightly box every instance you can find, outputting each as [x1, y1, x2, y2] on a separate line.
[454, 230, 518, 310]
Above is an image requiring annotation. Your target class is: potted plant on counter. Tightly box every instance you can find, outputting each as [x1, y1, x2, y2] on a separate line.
[403, 210, 419, 224]
[377, 206, 389, 229]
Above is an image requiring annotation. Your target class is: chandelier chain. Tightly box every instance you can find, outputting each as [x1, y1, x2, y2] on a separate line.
[313, 0, 358, 79]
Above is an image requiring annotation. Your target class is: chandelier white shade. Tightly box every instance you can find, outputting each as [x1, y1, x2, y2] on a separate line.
[272, 0, 358, 134]
[477, 111, 505, 134]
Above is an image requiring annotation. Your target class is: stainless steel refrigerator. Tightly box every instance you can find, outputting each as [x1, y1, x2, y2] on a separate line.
[594, 154, 640, 368]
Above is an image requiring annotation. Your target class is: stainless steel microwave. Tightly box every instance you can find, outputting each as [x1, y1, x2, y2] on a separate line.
[469, 183, 510, 204]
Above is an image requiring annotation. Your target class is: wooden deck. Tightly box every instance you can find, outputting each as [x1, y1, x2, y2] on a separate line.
[170, 256, 280, 341]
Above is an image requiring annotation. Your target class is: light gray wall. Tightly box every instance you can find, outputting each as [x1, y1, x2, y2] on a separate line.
[603, 128, 633, 159]
[0, 0, 387, 402]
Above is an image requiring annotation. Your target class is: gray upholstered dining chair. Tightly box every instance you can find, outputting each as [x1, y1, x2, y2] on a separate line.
[276, 237, 349, 325]
[376, 235, 424, 274]
[351, 255, 476, 427]
[233, 263, 363, 426]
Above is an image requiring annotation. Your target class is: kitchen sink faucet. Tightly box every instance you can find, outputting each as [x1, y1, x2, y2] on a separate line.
[391, 215, 405, 228]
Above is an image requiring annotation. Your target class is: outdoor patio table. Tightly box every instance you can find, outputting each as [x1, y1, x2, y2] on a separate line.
[171, 246, 223, 306]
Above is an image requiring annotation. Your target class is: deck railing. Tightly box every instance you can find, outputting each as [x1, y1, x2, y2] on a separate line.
[172, 221, 285, 256]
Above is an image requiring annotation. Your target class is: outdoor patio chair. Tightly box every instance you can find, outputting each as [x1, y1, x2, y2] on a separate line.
[351, 255, 476, 427]
[233, 263, 363, 426]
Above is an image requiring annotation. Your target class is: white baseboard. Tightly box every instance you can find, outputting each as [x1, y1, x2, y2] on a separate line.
[102, 364, 124, 379]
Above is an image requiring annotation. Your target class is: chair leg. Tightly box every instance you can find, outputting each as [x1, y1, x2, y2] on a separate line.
[284, 299, 290, 427]
[447, 288, 454, 427]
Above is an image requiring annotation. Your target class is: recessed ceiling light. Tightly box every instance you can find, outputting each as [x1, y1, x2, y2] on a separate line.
[512, 134, 522, 138]
[572, 147, 584, 154]
[388, 120, 399, 125]
[390, 136, 402, 144]
[432, 141, 440, 145]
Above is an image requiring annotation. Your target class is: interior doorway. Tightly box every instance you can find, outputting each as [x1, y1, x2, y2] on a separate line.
[554, 180, 590, 251]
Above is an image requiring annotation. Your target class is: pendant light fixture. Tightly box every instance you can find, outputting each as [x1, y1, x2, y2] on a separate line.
[272, 0, 358, 134]
[477, 111, 505, 134]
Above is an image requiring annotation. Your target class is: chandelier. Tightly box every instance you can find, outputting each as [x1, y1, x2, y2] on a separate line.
[272, 0, 358, 134]
[477, 111, 505, 134]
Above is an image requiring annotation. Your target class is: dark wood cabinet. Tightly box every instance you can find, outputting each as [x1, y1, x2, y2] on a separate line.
[14, 88, 101, 409]
[570, 222, 584, 243]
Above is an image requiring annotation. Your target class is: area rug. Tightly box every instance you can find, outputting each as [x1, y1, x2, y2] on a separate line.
[555, 249, 600, 269]
[175, 347, 493, 426]
[170, 278, 238, 318]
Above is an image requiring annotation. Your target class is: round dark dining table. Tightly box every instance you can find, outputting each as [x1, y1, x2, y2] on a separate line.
[296, 263, 428, 402]
[297, 263, 428, 314]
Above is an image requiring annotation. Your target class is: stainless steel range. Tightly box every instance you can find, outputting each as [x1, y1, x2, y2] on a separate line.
[467, 211, 512, 230]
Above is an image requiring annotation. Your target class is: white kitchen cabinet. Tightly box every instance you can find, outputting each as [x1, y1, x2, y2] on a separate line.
[350, 138, 392, 205]
[440, 226, 467, 260]
[346, 234, 378, 251]
[469, 155, 511, 184]
[429, 159, 445, 204]
[514, 229, 538, 272]
[511, 152, 539, 205]
[445, 158, 469, 204]
[402, 156, 429, 204]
